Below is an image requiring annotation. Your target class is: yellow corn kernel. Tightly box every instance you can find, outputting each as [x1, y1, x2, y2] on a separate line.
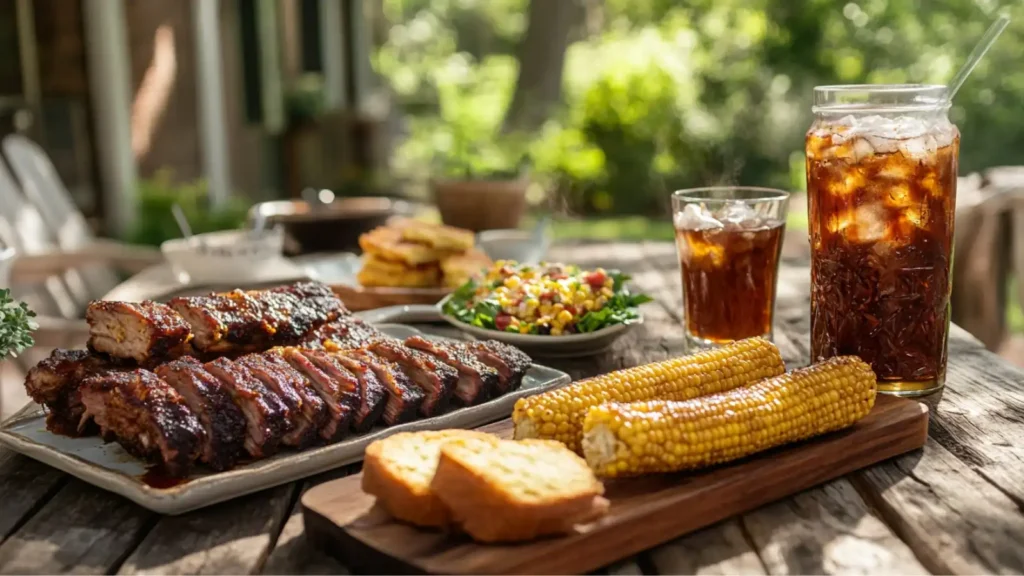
[550, 326, 564, 336]
[582, 299, 595, 311]
[601, 287, 614, 298]
[539, 304, 552, 317]
[556, 309, 573, 324]
[512, 337, 786, 453]
[525, 298, 539, 311]
[581, 356, 877, 477]
[552, 303, 565, 313]
[596, 296, 608, 308]
[519, 324, 532, 334]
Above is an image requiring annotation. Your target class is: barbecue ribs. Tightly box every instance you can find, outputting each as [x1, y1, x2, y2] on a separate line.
[24, 349, 117, 436]
[21, 280, 535, 479]
[86, 300, 192, 364]
[79, 369, 204, 476]
[404, 335, 500, 405]
[168, 282, 347, 354]
[204, 357, 291, 458]
[155, 357, 247, 470]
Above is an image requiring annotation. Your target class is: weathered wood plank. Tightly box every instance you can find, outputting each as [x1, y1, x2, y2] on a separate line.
[742, 479, 928, 575]
[261, 474, 356, 576]
[929, 347, 1024, 508]
[0, 447, 65, 542]
[0, 480, 154, 574]
[261, 506, 349, 575]
[856, 438, 1024, 574]
[117, 484, 295, 575]
[647, 520, 766, 575]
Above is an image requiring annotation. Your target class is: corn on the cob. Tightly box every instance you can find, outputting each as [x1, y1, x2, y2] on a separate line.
[581, 356, 877, 477]
[512, 337, 785, 453]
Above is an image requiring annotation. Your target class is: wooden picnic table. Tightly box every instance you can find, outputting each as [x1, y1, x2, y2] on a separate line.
[1, 240, 1023, 575]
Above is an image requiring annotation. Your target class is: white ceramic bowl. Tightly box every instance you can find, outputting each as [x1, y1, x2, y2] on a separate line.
[476, 229, 550, 264]
[357, 298, 642, 359]
[161, 228, 286, 285]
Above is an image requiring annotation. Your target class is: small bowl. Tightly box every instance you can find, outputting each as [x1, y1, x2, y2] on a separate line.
[161, 228, 288, 285]
[476, 229, 550, 264]
[356, 297, 642, 359]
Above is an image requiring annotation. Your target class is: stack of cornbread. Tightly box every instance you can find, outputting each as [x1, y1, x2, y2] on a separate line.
[357, 218, 492, 288]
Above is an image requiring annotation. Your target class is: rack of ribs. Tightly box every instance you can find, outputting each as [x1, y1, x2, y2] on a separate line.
[364, 340, 458, 417]
[155, 358, 247, 471]
[20, 283, 535, 478]
[24, 349, 121, 436]
[203, 357, 291, 458]
[404, 335, 501, 405]
[86, 301, 192, 364]
[236, 352, 328, 448]
[167, 281, 348, 355]
[79, 369, 204, 477]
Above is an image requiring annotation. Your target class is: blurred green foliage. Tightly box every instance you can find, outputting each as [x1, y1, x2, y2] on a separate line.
[126, 170, 252, 247]
[374, 0, 1024, 216]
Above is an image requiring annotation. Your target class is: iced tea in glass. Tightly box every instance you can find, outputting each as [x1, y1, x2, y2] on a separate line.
[672, 187, 789, 348]
[806, 85, 959, 396]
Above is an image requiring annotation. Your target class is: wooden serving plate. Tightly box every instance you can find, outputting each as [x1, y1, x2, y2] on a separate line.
[330, 284, 450, 312]
[301, 395, 929, 575]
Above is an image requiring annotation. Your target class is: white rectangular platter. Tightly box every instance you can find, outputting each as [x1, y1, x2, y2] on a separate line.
[0, 324, 571, 515]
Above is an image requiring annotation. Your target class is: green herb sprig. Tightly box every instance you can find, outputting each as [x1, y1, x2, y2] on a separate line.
[0, 289, 37, 359]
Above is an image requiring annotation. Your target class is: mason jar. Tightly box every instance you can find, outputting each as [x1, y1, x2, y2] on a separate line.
[806, 84, 959, 396]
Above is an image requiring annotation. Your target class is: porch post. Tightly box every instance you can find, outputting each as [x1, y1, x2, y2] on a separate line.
[193, 0, 231, 206]
[82, 0, 137, 237]
[319, 0, 347, 111]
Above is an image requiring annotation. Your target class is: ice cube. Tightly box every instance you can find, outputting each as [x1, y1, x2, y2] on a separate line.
[898, 135, 938, 160]
[852, 203, 889, 243]
[674, 203, 724, 231]
[852, 138, 875, 161]
[717, 201, 764, 229]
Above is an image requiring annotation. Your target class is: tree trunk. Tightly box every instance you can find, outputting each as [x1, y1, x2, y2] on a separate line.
[502, 0, 581, 133]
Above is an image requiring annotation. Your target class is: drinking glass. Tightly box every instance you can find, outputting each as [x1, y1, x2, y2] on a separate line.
[671, 187, 789, 349]
[806, 84, 958, 396]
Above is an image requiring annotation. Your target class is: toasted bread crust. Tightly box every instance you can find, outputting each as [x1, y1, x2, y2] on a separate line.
[430, 437, 609, 542]
[361, 430, 495, 527]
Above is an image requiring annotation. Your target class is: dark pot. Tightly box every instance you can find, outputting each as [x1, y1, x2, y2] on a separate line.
[249, 196, 414, 255]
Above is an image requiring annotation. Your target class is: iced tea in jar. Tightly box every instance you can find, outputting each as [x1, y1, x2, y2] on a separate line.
[806, 85, 959, 395]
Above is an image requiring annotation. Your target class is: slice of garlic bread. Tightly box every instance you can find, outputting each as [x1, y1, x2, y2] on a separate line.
[361, 430, 496, 527]
[430, 437, 609, 542]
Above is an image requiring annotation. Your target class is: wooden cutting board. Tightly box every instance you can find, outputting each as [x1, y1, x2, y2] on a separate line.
[302, 395, 928, 575]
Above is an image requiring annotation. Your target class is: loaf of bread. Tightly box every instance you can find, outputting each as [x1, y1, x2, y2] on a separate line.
[361, 430, 496, 527]
[430, 437, 609, 542]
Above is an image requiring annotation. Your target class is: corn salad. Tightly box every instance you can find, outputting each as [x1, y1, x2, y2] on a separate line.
[441, 261, 652, 336]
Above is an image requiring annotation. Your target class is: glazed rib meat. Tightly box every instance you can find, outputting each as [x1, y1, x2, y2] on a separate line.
[302, 316, 383, 351]
[365, 340, 458, 416]
[404, 335, 500, 405]
[204, 357, 290, 458]
[303, 350, 386, 432]
[168, 281, 347, 355]
[86, 300, 192, 364]
[79, 369, 204, 476]
[236, 353, 327, 448]
[155, 357, 247, 470]
[24, 349, 116, 436]
[278, 348, 358, 440]
[457, 340, 532, 393]
[346, 350, 424, 425]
